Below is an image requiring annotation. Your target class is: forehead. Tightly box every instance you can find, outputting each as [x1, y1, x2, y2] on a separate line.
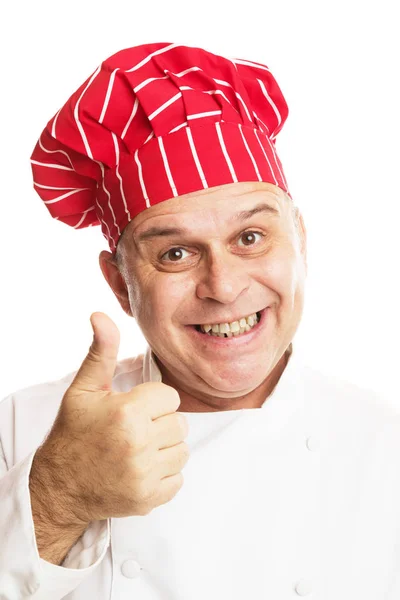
[128, 181, 285, 235]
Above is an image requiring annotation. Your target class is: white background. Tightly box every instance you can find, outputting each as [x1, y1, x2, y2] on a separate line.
[0, 0, 398, 405]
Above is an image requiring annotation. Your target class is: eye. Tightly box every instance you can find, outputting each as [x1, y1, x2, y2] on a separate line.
[160, 247, 191, 263]
[237, 231, 264, 247]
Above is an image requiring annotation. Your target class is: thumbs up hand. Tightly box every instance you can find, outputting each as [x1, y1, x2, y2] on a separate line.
[31, 312, 190, 527]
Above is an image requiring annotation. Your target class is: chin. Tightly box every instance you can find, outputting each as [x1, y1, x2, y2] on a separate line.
[201, 362, 267, 395]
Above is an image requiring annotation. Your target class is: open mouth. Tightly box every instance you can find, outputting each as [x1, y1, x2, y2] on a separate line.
[193, 310, 264, 338]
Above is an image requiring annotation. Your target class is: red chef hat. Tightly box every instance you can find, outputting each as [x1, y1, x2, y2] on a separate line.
[30, 42, 291, 251]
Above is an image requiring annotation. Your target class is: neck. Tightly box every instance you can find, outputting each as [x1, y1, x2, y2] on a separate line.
[155, 346, 292, 412]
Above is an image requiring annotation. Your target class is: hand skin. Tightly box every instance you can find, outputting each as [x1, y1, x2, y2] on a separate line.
[28, 312, 189, 566]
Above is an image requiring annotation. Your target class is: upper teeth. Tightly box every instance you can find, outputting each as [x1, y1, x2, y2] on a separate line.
[200, 313, 259, 334]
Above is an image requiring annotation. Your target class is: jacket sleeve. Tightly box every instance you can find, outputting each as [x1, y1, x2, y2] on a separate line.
[0, 441, 111, 599]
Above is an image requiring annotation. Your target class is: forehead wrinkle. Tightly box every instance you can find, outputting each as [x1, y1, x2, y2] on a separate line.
[135, 201, 279, 244]
[124, 185, 285, 255]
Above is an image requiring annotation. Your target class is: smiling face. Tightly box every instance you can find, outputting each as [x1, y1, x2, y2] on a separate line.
[100, 181, 307, 409]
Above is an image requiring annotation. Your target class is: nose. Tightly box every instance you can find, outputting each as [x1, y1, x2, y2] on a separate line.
[196, 251, 251, 304]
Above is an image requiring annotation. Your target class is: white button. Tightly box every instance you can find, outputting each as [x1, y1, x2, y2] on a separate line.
[306, 436, 318, 451]
[294, 579, 312, 596]
[121, 559, 142, 578]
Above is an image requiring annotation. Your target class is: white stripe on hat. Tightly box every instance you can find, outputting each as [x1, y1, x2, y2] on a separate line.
[134, 149, 150, 207]
[254, 130, 278, 186]
[204, 89, 231, 104]
[215, 122, 238, 183]
[43, 188, 90, 204]
[158, 137, 178, 197]
[267, 137, 289, 192]
[179, 82, 252, 127]
[74, 65, 102, 159]
[148, 92, 182, 121]
[253, 111, 270, 135]
[235, 92, 252, 123]
[186, 128, 208, 189]
[112, 133, 131, 221]
[38, 136, 75, 169]
[51, 108, 62, 138]
[134, 74, 169, 94]
[213, 78, 253, 123]
[227, 58, 239, 71]
[134, 67, 202, 94]
[257, 78, 282, 129]
[34, 182, 84, 190]
[169, 121, 188, 133]
[173, 66, 202, 77]
[188, 110, 222, 121]
[30, 159, 75, 172]
[126, 43, 180, 73]
[144, 131, 155, 145]
[238, 124, 262, 181]
[179, 85, 232, 108]
[121, 97, 139, 140]
[232, 59, 271, 72]
[99, 68, 120, 124]
[95, 194, 113, 248]
[73, 206, 95, 229]
[96, 159, 121, 237]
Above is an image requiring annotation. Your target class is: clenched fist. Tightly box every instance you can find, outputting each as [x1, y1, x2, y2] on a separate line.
[31, 312, 190, 528]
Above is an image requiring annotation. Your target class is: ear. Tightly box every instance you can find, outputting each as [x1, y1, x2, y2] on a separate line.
[297, 210, 308, 275]
[99, 250, 133, 317]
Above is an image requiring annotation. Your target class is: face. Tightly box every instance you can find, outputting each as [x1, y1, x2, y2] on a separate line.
[100, 181, 307, 401]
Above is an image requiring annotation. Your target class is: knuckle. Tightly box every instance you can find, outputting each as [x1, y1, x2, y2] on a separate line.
[113, 405, 151, 451]
[143, 382, 180, 405]
[130, 423, 151, 452]
[112, 402, 134, 425]
[131, 455, 153, 480]
[131, 462, 150, 480]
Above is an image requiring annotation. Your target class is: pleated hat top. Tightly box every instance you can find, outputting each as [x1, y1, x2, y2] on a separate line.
[30, 42, 291, 251]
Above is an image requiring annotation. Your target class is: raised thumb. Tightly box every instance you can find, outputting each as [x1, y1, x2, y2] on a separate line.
[71, 312, 120, 393]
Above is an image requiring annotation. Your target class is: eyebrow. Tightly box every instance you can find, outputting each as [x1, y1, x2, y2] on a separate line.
[135, 202, 279, 243]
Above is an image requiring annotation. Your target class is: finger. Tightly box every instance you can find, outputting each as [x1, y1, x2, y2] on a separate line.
[156, 442, 190, 478]
[71, 312, 120, 393]
[130, 382, 182, 420]
[156, 472, 185, 507]
[152, 412, 189, 450]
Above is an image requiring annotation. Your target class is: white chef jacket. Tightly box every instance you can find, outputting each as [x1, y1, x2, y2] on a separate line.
[1, 341, 400, 600]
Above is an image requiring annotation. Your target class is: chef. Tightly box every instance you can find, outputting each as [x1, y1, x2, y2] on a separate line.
[1, 42, 400, 600]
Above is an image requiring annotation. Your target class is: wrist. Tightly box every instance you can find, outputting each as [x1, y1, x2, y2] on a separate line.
[30, 446, 90, 531]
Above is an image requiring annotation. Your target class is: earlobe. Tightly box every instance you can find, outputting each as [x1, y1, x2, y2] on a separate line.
[98, 250, 133, 317]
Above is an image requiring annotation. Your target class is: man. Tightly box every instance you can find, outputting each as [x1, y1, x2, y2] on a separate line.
[1, 42, 399, 600]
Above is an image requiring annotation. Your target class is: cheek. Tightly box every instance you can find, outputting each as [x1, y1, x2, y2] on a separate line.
[134, 272, 194, 325]
[258, 249, 296, 287]
[257, 249, 303, 306]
